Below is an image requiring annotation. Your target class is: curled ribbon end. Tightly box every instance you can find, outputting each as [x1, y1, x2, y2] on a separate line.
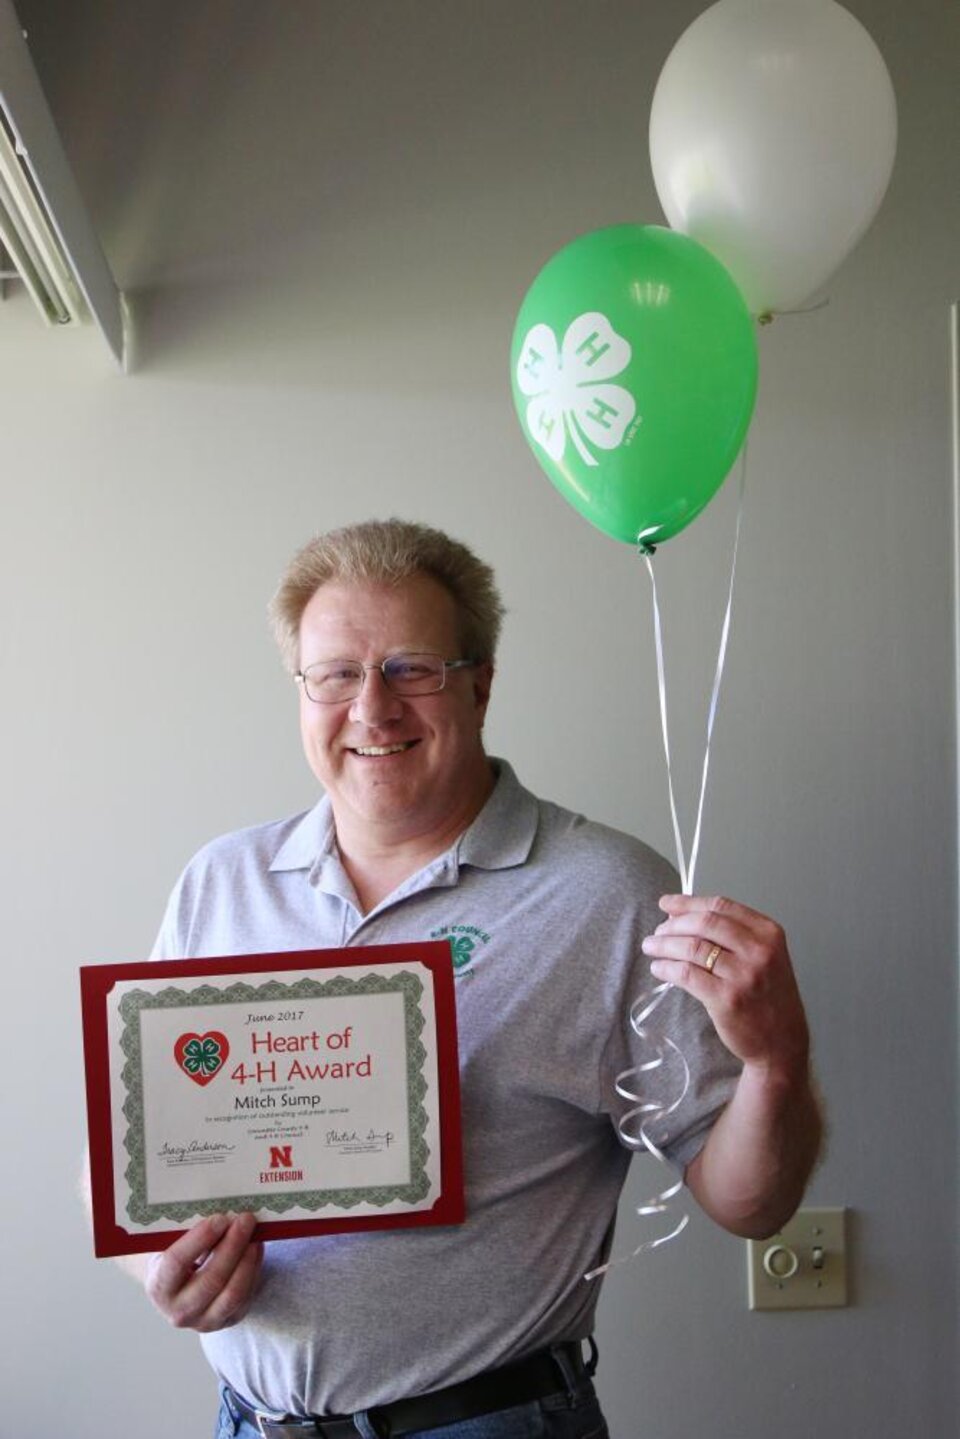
[587, 981, 693, 1282]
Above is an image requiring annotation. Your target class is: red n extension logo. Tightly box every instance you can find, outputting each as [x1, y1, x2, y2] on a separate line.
[269, 1145, 293, 1169]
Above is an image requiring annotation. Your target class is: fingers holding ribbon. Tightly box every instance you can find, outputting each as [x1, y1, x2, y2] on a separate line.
[641, 894, 810, 1076]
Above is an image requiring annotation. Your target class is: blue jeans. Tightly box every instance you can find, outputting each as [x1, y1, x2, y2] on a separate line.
[215, 1379, 610, 1439]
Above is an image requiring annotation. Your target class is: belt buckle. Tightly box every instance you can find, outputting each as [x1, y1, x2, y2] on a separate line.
[254, 1414, 303, 1438]
[255, 1413, 329, 1439]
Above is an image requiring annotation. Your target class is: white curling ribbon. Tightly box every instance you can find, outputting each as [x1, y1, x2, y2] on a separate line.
[585, 446, 747, 1282]
[583, 980, 690, 1281]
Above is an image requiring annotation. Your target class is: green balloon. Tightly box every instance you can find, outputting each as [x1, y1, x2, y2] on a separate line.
[511, 224, 758, 546]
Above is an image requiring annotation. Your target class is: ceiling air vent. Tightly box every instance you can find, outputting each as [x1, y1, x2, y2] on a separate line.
[0, 0, 127, 366]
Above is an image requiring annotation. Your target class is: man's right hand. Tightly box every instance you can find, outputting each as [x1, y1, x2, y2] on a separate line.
[143, 1212, 263, 1332]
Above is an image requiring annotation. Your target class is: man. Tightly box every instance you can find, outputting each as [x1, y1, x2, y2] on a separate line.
[121, 519, 820, 1438]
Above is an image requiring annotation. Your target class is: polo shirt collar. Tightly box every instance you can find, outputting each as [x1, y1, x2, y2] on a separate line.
[268, 799, 336, 873]
[267, 757, 538, 878]
[456, 758, 538, 870]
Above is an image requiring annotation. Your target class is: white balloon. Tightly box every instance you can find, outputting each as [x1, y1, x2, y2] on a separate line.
[649, 0, 897, 315]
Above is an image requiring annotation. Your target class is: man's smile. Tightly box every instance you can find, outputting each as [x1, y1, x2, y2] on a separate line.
[349, 741, 421, 758]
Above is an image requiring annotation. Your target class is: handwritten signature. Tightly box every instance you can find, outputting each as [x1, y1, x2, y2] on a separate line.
[324, 1128, 394, 1148]
[158, 1140, 235, 1160]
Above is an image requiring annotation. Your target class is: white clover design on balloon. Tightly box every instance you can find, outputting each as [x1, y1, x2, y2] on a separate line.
[516, 312, 637, 467]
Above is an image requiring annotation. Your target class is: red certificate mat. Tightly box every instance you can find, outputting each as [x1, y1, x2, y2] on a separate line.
[81, 941, 463, 1257]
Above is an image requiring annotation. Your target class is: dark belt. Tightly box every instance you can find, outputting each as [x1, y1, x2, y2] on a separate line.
[225, 1338, 598, 1438]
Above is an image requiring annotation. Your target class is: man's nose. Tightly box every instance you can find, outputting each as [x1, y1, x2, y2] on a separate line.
[348, 666, 404, 724]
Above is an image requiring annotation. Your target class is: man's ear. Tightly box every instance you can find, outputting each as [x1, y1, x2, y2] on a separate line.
[473, 662, 494, 719]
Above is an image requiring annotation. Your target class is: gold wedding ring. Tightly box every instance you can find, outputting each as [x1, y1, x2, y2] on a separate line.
[703, 945, 721, 974]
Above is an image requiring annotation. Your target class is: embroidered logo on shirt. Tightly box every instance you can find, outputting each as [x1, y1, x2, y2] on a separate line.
[430, 923, 491, 977]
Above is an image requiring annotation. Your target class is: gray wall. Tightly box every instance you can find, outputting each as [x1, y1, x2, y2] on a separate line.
[1, 2, 956, 1434]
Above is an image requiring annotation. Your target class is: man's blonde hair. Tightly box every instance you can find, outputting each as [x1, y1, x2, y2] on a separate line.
[269, 518, 505, 672]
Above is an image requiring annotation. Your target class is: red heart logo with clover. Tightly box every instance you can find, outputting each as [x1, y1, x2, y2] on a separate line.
[174, 1031, 230, 1086]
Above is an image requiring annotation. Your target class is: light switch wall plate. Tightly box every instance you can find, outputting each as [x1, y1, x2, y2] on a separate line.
[747, 1206, 848, 1310]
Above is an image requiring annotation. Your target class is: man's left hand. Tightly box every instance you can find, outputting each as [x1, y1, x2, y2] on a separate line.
[642, 893, 821, 1237]
[642, 893, 809, 1078]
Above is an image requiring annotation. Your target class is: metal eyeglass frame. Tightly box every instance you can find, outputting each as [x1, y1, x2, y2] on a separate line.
[294, 653, 478, 704]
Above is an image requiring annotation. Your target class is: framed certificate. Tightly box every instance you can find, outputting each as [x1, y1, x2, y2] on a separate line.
[81, 941, 463, 1257]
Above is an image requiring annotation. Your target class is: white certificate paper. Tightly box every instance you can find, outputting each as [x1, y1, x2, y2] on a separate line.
[81, 943, 463, 1256]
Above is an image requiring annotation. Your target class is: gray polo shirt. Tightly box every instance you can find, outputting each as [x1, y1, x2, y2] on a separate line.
[151, 759, 740, 1415]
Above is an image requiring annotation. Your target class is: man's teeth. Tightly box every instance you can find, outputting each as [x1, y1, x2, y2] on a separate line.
[353, 744, 412, 756]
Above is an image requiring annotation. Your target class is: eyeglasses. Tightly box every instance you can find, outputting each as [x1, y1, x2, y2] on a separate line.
[295, 652, 478, 704]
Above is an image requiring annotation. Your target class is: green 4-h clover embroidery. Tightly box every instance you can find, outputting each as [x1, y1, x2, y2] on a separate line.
[174, 1030, 230, 1087]
[450, 936, 476, 970]
[516, 311, 636, 468]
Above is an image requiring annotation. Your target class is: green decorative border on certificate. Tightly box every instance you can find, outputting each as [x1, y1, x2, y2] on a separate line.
[118, 971, 428, 1225]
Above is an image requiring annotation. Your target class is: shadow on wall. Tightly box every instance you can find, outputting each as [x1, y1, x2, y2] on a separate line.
[20, 0, 680, 381]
